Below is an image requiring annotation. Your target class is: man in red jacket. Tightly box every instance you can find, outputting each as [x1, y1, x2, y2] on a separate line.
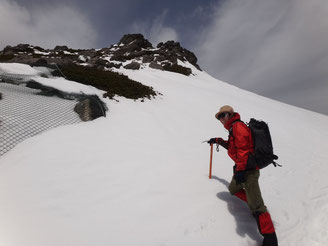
[208, 105, 278, 246]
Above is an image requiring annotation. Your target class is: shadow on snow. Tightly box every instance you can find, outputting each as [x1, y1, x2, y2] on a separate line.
[211, 175, 262, 243]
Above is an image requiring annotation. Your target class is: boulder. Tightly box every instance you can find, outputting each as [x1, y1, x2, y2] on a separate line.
[74, 99, 92, 121]
[142, 55, 154, 63]
[119, 34, 153, 49]
[107, 62, 122, 69]
[74, 96, 107, 121]
[3, 44, 34, 55]
[54, 45, 69, 51]
[124, 61, 140, 70]
[32, 58, 48, 66]
[149, 62, 164, 71]
[94, 58, 108, 66]
[157, 41, 201, 70]
[9, 55, 39, 65]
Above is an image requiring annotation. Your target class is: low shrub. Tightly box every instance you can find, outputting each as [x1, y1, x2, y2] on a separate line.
[0, 54, 15, 62]
[53, 64, 157, 100]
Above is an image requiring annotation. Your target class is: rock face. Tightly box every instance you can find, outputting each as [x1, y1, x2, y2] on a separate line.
[124, 61, 141, 70]
[74, 96, 107, 121]
[74, 98, 92, 121]
[0, 34, 202, 76]
[157, 41, 200, 70]
[119, 34, 153, 49]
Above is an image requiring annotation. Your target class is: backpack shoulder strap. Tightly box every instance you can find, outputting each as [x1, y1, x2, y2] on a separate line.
[229, 119, 245, 138]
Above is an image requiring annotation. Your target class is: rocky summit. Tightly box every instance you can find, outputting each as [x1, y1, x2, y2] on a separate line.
[0, 34, 201, 76]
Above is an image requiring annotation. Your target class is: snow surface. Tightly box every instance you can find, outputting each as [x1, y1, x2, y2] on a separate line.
[0, 63, 40, 76]
[0, 63, 328, 246]
[0, 63, 104, 96]
[33, 76, 104, 96]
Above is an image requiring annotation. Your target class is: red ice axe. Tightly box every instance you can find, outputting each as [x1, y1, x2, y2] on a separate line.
[209, 143, 213, 179]
[203, 140, 219, 179]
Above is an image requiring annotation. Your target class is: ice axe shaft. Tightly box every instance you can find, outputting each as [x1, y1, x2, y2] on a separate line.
[209, 144, 213, 179]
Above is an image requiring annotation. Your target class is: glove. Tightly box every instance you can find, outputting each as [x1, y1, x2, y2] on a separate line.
[207, 138, 218, 144]
[234, 171, 246, 184]
[216, 138, 228, 149]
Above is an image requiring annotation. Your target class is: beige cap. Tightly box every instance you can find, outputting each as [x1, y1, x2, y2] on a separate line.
[215, 105, 234, 119]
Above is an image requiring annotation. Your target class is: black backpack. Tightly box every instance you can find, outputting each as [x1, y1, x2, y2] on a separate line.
[248, 118, 279, 169]
[230, 118, 279, 169]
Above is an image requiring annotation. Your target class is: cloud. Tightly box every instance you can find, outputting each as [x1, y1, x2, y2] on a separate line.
[197, 0, 328, 115]
[0, 0, 97, 49]
[132, 9, 179, 46]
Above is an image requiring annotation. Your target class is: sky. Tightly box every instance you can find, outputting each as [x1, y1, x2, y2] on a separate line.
[0, 0, 327, 115]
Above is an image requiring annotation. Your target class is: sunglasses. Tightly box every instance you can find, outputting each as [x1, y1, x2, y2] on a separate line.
[217, 112, 228, 120]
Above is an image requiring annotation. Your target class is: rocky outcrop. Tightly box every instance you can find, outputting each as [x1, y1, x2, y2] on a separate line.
[149, 62, 164, 71]
[124, 61, 141, 70]
[0, 33, 201, 76]
[54, 45, 69, 51]
[74, 96, 107, 121]
[2, 44, 35, 55]
[74, 98, 92, 121]
[118, 34, 153, 50]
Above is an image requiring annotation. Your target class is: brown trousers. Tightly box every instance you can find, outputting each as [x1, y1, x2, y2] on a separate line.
[228, 169, 267, 214]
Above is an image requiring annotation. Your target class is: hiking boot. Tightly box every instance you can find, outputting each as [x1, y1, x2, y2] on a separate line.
[262, 232, 278, 246]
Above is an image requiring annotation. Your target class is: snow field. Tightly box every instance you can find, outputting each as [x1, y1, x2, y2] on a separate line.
[0, 63, 327, 245]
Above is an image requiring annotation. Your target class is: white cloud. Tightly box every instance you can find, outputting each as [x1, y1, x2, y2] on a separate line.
[132, 10, 178, 46]
[197, 0, 328, 115]
[0, 0, 97, 49]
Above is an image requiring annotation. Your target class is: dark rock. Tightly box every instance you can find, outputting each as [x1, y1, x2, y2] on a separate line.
[3, 44, 34, 55]
[124, 61, 140, 70]
[110, 34, 153, 62]
[96, 65, 105, 70]
[142, 55, 154, 63]
[94, 58, 108, 66]
[119, 34, 153, 49]
[54, 45, 69, 51]
[163, 64, 192, 76]
[0, 53, 15, 62]
[33, 46, 45, 52]
[78, 49, 97, 59]
[154, 55, 167, 63]
[0, 33, 201, 76]
[42, 57, 75, 66]
[9, 55, 39, 65]
[74, 99, 92, 121]
[157, 40, 201, 70]
[149, 62, 164, 71]
[32, 58, 48, 66]
[88, 95, 107, 119]
[17, 44, 33, 51]
[111, 54, 126, 62]
[107, 62, 122, 69]
[2, 46, 14, 55]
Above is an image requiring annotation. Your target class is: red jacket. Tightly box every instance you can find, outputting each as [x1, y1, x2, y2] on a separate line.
[223, 113, 254, 171]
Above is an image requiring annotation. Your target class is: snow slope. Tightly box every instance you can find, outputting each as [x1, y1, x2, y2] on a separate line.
[0, 63, 327, 246]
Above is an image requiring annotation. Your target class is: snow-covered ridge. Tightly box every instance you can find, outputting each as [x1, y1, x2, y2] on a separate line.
[0, 34, 201, 76]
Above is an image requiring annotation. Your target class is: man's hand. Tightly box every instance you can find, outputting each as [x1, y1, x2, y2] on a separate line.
[207, 138, 218, 145]
[217, 138, 228, 149]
